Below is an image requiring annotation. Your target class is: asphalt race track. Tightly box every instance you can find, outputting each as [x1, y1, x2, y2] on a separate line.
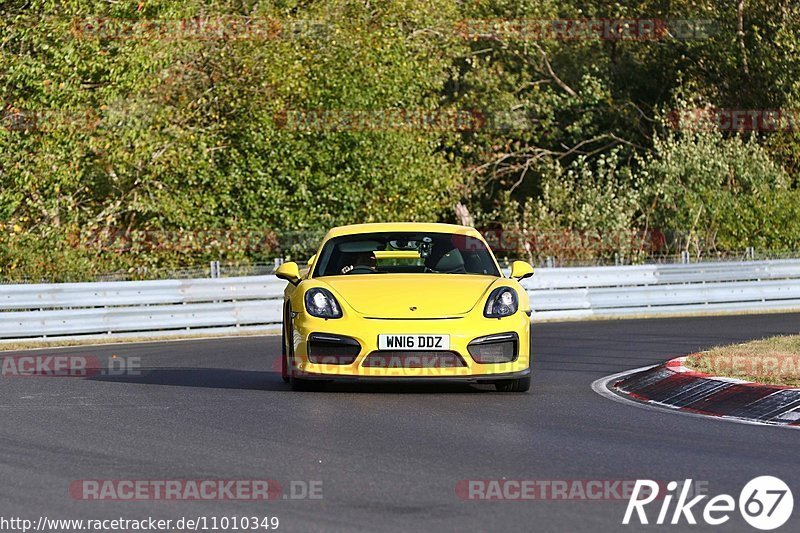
[2, 313, 799, 532]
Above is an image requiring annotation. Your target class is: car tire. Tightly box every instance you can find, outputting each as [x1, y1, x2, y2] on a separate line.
[496, 322, 532, 392]
[495, 376, 530, 392]
[280, 306, 290, 383]
[284, 312, 327, 391]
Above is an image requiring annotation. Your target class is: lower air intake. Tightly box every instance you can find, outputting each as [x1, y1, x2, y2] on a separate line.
[362, 351, 467, 368]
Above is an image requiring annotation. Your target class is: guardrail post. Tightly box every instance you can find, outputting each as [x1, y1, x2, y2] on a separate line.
[210, 261, 221, 278]
[681, 251, 690, 264]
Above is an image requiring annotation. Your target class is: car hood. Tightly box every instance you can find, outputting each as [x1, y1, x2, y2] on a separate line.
[319, 274, 499, 318]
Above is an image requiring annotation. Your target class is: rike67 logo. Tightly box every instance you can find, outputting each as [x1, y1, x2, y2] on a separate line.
[624, 476, 793, 530]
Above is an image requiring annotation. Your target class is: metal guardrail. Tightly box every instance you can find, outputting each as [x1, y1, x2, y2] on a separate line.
[522, 259, 800, 320]
[0, 277, 283, 340]
[1, 259, 799, 341]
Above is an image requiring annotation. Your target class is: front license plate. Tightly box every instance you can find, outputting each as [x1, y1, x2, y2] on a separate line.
[378, 334, 450, 351]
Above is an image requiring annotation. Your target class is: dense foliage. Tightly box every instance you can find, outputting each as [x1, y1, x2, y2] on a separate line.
[2, 0, 799, 279]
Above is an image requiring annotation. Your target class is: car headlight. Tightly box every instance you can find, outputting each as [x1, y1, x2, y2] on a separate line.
[484, 287, 518, 318]
[304, 288, 343, 319]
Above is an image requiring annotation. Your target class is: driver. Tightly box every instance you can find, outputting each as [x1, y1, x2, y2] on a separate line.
[341, 251, 377, 274]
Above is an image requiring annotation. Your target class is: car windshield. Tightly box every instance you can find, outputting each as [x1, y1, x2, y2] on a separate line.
[312, 232, 500, 277]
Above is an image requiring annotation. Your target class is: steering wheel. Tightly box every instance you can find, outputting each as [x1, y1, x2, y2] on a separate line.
[346, 265, 375, 274]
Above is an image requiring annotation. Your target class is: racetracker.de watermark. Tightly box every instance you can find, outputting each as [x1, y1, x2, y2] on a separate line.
[1, 106, 532, 134]
[276, 355, 524, 377]
[70, 16, 284, 41]
[454, 18, 716, 41]
[456, 479, 708, 501]
[1, 106, 102, 133]
[0, 355, 140, 378]
[69, 479, 322, 501]
[698, 354, 800, 379]
[66, 16, 715, 42]
[72, 228, 278, 254]
[469, 228, 667, 254]
[1, 516, 280, 533]
[668, 109, 800, 132]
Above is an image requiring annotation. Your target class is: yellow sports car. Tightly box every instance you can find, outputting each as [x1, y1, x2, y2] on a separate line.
[275, 222, 534, 391]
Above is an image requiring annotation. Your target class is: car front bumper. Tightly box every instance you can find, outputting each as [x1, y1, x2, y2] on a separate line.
[290, 311, 531, 379]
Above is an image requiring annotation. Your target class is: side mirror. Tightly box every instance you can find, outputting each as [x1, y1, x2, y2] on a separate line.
[275, 261, 301, 285]
[510, 260, 534, 280]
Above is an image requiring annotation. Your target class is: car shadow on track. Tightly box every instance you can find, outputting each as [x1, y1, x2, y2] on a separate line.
[89, 368, 289, 391]
[88, 367, 493, 393]
[320, 382, 493, 394]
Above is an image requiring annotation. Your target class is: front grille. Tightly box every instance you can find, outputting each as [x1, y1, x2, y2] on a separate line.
[362, 351, 467, 368]
[307, 333, 361, 364]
